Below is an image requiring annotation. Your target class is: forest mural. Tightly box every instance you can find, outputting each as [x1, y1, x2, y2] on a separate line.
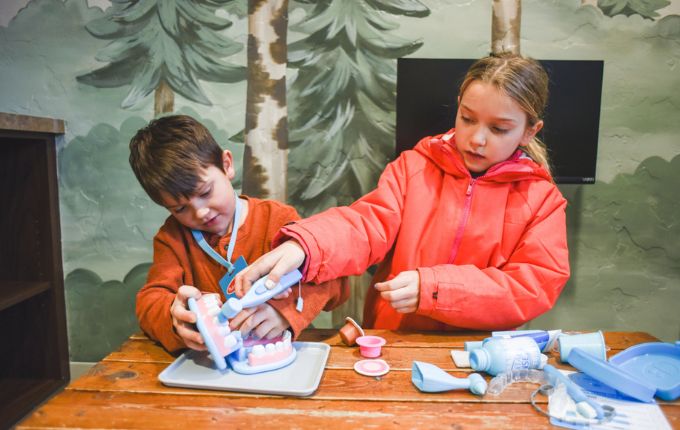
[0, 0, 678, 361]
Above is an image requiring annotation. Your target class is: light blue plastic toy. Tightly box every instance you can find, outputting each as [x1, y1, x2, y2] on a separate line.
[188, 269, 303, 373]
[411, 361, 487, 395]
[543, 364, 607, 420]
[221, 269, 302, 318]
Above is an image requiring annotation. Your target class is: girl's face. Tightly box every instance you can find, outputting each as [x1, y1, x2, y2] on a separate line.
[454, 81, 542, 173]
[160, 150, 238, 236]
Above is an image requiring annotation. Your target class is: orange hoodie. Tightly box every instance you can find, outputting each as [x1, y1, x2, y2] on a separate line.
[276, 130, 569, 331]
[137, 196, 349, 352]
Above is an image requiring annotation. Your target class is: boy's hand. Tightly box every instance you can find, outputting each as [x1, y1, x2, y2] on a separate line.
[374, 270, 421, 313]
[171, 285, 207, 351]
[234, 240, 306, 296]
[229, 303, 290, 339]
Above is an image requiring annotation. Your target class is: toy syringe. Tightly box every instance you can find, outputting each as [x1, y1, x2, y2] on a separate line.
[220, 269, 303, 318]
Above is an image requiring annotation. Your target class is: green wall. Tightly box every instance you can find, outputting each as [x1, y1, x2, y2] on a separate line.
[0, 0, 678, 361]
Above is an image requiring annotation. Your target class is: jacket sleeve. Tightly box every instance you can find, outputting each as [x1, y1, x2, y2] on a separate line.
[267, 204, 351, 339]
[276, 154, 411, 284]
[135, 232, 187, 353]
[416, 186, 570, 330]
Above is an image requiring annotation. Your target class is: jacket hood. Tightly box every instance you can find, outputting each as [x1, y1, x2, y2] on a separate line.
[413, 129, 553, 183]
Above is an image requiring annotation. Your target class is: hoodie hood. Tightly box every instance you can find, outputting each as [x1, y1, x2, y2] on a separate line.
[413, 128, 553, 183]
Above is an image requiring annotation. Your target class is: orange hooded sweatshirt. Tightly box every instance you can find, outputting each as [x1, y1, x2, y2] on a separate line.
[275, 131, 569, 331]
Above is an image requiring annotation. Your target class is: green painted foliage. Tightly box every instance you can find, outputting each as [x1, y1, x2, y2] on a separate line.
[597, 0, 671, 20]
[66, 264, 150, 361]
[287, 0, 429, 215]
[76, 0, 246, 108]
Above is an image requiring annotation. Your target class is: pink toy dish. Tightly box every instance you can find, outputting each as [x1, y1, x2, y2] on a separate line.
[354, 359, 390, 377]
[188, 293, 296, 373]
[356, 335, 387, 358]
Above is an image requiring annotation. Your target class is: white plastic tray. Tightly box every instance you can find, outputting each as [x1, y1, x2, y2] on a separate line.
[158, 342, 329, 397]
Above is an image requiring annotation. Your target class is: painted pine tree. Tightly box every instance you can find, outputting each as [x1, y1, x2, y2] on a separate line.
[287, 0, 430, 216]
[77, 0, 246, 115]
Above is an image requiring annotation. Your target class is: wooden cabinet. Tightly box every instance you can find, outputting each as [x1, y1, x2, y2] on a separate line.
[0, 113, 69, 429]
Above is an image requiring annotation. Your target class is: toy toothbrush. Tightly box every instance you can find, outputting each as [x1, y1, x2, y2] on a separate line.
[543, 365, 606, 420]
[221, 269, 303, 318]
[187, 269, 303, 373]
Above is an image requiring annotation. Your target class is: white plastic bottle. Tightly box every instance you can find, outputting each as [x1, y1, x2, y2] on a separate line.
[469, 336, 547, 376]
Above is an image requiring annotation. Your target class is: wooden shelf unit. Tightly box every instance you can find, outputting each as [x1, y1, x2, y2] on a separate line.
[0, 115, 70, 429]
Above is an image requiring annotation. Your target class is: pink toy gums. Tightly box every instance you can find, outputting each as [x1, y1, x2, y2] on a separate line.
[187, 269, 302, 374]
[227, 331, 296, 374]
[190, 294, 242, 362]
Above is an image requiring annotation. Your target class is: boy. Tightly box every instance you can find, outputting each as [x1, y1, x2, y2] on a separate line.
[129, 115, 349, 353]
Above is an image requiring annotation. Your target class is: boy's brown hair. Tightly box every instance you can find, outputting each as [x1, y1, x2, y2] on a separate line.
[129, 115, 224, 205]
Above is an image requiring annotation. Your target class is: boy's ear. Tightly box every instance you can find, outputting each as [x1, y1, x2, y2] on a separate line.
[222, 149, 236, 180]
[520, 120, 544, 147]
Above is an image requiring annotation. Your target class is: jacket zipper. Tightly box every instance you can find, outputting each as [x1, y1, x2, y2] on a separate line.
[447, 178, 476, 264]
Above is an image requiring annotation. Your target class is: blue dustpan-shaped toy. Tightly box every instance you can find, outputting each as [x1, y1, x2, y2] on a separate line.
[412, 361, 487, 395]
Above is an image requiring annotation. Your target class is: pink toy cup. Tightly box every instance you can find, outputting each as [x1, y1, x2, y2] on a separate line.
[356, 335, 386, 358]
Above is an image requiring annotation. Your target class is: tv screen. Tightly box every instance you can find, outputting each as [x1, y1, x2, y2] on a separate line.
[396, 58, 604, 184]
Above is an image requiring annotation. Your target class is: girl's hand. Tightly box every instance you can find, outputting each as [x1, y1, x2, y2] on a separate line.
[234, 240, 306, 297]
[229, 303, 290, 339]
[374, 270, 421, 313]
[171, 285, 207, 351]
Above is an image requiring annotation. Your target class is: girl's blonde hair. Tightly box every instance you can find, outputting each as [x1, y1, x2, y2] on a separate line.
[459, 53, 551, 175]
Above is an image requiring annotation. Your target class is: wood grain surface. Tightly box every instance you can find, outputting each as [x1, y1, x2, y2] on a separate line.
[17, 330, 679, 429]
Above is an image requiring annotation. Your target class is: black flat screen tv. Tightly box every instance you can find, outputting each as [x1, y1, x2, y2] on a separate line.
[396, 58, 604, 184]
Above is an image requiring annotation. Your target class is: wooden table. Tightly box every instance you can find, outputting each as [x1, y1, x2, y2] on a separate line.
[17, 330, 680, 429]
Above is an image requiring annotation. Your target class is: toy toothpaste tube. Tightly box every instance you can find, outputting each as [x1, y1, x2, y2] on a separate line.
[491, 329, 561, 352]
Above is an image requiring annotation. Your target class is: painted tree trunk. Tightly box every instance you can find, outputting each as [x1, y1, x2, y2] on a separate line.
[154, 80, 174, 115]
[242, 0, 289, 201]
[491, 0, 521, 55]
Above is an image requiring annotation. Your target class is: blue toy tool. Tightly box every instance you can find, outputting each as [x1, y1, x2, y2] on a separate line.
[569, 341, 680, 402]
[411, 361, 487, 395]
[221, 269, 303, 318]
[543, 365, 606, 419]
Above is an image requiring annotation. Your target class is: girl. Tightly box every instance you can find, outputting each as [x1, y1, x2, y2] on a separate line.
[235, 54, 569, 331]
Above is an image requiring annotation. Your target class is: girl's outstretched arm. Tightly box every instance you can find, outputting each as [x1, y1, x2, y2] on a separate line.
[233, 240, 306, 296]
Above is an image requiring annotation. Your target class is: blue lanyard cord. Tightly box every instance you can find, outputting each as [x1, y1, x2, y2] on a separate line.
[191, 191, 243, 273]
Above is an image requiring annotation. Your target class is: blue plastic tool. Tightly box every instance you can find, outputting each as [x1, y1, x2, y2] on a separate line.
[543, 364, 605, 419]
[411, 361, 487, 395]
[221, 269, 303, 318]
[568, 347, 657, 403]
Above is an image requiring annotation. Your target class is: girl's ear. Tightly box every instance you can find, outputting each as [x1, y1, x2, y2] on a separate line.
[222, 149, 235, 180]
[520, 120, 544, 147]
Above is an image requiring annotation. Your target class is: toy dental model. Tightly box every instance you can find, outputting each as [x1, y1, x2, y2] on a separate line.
[411, 361, 487, 395]
[188, 269, 303, 372]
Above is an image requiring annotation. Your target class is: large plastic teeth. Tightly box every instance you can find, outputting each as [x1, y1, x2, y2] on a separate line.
[275, 341, 284, 351]
[284, 338, 291, 348]
[207, 305, 221, 316]
[265, 343, 276, 354]
[252, 344, 265, 356]
[223, 334, 237, 349]
[218, 325, 230, 336]
[282, 330, 291, 341]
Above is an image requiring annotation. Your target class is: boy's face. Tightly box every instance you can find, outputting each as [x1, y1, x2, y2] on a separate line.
[454, 81, 542, 173]
[160, 150, 238, 236]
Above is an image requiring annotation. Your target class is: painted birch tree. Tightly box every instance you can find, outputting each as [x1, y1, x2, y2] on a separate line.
[287, 0, 430, 216]
[492, 0, 521, 55]
[77, 0, 246, 115]
[242, 0, 289, 201]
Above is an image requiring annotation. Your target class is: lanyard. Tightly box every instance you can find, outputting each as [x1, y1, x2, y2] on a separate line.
[192, 191, 246, 298]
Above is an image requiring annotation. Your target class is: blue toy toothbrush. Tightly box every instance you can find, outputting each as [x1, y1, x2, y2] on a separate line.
[543, 364, 605, 419]
[221, 269, 303, 318]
